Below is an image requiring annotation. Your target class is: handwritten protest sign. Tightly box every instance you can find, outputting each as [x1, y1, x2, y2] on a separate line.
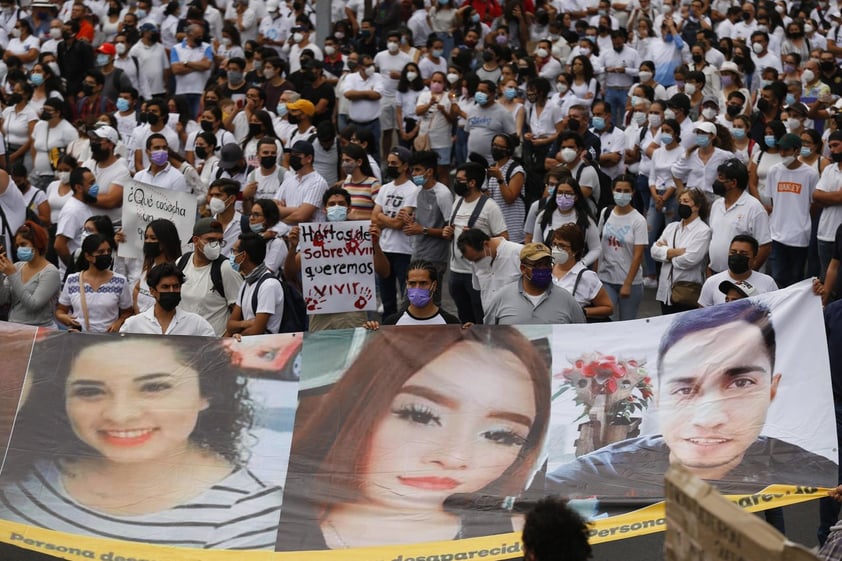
[118, 179, 197, 259]
[298, 220, 376, 314]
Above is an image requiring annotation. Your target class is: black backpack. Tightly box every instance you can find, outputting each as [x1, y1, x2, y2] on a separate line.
[177, 252, 226, 300]
[249, 270, 308, 333]
[575, 160, 614, 213]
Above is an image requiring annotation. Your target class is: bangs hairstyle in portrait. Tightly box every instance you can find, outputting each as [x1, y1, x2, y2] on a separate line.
[0, 333, 255, 482]
[284, 326, 552, 513]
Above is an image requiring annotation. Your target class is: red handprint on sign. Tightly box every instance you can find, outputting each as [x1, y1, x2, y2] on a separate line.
[354, 286, 373, 309]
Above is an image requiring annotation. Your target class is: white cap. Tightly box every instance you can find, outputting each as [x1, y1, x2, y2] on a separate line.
[693, 121, 717, 135]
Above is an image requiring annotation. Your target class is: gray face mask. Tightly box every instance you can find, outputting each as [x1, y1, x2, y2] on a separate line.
[227, 70, 244, 84]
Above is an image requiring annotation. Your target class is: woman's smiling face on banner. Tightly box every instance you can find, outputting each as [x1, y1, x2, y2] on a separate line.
[65, 341, 209, 464]
[360, 342, 536, 509]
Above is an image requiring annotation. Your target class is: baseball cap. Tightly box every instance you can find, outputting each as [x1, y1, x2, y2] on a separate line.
[193, 217, 224, 237]
[139, 22, 158, 33]
[702, 95, 720, 107]
[302, 58, 323, 70]
[718, 279, 757, 298]
[290, 140, 314, 156]
[218, 143, 244, 170]
[97, 43, 116, 56]
[693, 121, 717, 135]
[720, 61, 739, 74]
[520, 243, 552, 263]
[89, 125, 119, 145]
[777, 133, 802, 150]
[287, 99, 315, 116]
[667, 93, 691, 113]
[390, 146, 412, 163]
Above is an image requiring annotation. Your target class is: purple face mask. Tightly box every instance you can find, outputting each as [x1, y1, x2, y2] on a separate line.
[407, 287, 432, 307]
[150, 149, 168, 166]
[556, 193, 576, 211]
[528, 267, 553, 289]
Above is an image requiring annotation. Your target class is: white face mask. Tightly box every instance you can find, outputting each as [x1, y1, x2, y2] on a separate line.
[535, 47, 548, 58]
[802, 69, 816, 83]
[787, 117, 803, 130]
[293, 32, 304, 43]
[49, 27, 61, 39]
[702, 107, 718, 120]
[684, 83, 696, 96]
[57, 171, 71, 184]
[780, 155, 796, 166]
[552, 248, 569, 265]
[561, 147, 578, 163]
[406, 71, 418, 81]
[324, 45, 335, 55]
[221, 37, 232, 46]
[664, 108, 676, 121]
[648, 113, 663, 128]
[202, 240, 221, 260]
[447, 72, 459, 84]
[209, 196, 227, 215]
[633, 111, 647, 125]
[805, 23, 815, 34]
[639, 70, 653, 82]
[387, 41, 399, 53]
[557, 83, 568, 94]
[364, 65, 376, 77]
[752, 41, 764, 54]
[115, 42, 126, 55]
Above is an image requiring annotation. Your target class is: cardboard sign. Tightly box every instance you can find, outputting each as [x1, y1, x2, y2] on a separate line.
[119, 179, 197, 259]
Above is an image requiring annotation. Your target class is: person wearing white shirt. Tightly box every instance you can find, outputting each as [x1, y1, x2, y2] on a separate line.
[342, 55, 385, 158]
[170, 25, 214, 118]
[750, 30, 782, 73]
[128, 23, 170, 98]
[407, 0, 432, 48]
[599, 31, 641, 126]
[54, 167, 94, 278]
[731, 3, 758, 42]
[374, 33, 412, 161]
[274, 140, 329, 224]
[133, 133, 189, 192]
[811, 131, 842, 276]
[285, 22, 322, 74]
[708, 158, 772, 273]
[698, 235, 778, 307]
[457, 230, 523, 312]
[534, 40, 564, 81]
[227, 232, 284, 336]
[671, 121, 734, 200]
[120, 263, 216, 336]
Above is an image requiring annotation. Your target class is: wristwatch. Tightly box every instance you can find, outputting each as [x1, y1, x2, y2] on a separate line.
[423, 227, 429, 236]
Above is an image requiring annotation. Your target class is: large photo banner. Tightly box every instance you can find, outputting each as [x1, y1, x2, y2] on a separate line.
[0, 281, 835, 561]
[118, 179, 198, 259]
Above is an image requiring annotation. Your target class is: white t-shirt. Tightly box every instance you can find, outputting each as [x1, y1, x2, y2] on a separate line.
[449, 196, 508, 274]
[533, 211, 601, 267]
[598, 208, 647, 285]
[817, 162, 842, 242]
[236, 274, 284, 334]
[58, 271, 132, 333]
[274, 170, 329, 223]
[31, 120, 77, 175]
[45, 180, 72, 224]
[179, 254, 244, 336]
[471, 239, 523, 310]
[373, 50, 412, 97]
[55, 196, 93, 276]
[767, 162, 819, 247]
[707, 190, 772, 272]
[698, 270, 779, 307]
[120, 305, 216, 336]
[128, 41, 170, 96]
[86, 158, 131, 226]
[374, 179, 419, 255]
[415, 90, 452, 149]
[552, 261, 603, 306]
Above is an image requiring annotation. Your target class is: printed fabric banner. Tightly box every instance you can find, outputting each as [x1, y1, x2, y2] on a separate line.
[0, 280, 836, 561]
[298, 220, 376, 314]
[118, 179, 197, 259]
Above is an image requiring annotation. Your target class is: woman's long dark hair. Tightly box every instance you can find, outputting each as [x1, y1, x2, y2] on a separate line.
[539, 176, 593, 245]
[342, 143, 376, 179]
[143, 218, 182, 272]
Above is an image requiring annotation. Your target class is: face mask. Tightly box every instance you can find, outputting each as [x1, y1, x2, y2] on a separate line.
[787, 117, 803, 131]
[88, 183, 100, 198]
[633, 111, 647, 126]
[326, 205, 347, 222]
[387, 41, 399, 53]
[552, 248, 569, 265]
[728, 253, 751, 275]
[334, 32, 345, 40]
[411, 174, 426, 186]
[146, 113, 160, 126]
[712, 179, 727, 196]
[30, 73, 45, 87]
[752, 42, 764, 54]
[289, 154, 305, 171]
[474, 91, 488, 105]
[802, 69, 816, 84]
[249, 221, 265, 234]
[384, 165, 399, 179]
[732, 128, 746, 139]
[756, 97, 772, 113]
[93, 254, 113, 271]
[115, 42, 126, 55]
[259, 155, 277, 169]
[58, 171, 71, 184]
[430, 82, 444, 93]
[764, 135, 777, 148]
[496, 34, 508, 45]
[193, 145, 210, 161]
[648, 114, 662, 128]
[50, 27, 61, 39]
[453, 180, 469, 197]
[276, 103, 288, 117]
[140, 241, 162, 260]
[150, 149, 168, 166]
[556, 193, 575, 210]
[695, 134, 710, 148]
[341, 161, 357, 175]
[136, 8, 147, 18]
[209, 196, 227, 215]
[157, 291, 181, 311]
[821, 61, 836, 73]
[16, 246, 34, 262]
[228, 70, 244, 84]
[228, 253, 241, 273]
[96, 54, 110, 67]
[726, 104, 742, 117]
[292, 32, 304, 43]
[364, 65, 376, 77]
[684, 83, 696, 96]
[504, 87, 517, 100]
[664, 108, 676, 121]
[639, 70, 653, 82]
[432, 49, 443, 57]
[692, 54, 703, 64]
[528, 267, 553, 289]
[591, 116, 605, 130]
[407, 287, 432, 307]
[557, 83, 568, 94]
[116, 98, 130, 112]
[780, 155, 796, 166]
[447, 72, 459, 84]
[678, 203, 693, 220]
[832, 152, 842, 163]
[800, 146, 812, 158]
[202, 240, 221, 260]
[702, 107, 718, 120]
[347, 60, 358, 71]
[613, 191, 632, 207]
[721, 74, 734, 88]
[405, 71, 418, 82]
[805, 24, 815, 34]
[7, 93, 22, 105]
[560, 147, 578, 163]
[536, 48, 548, 58]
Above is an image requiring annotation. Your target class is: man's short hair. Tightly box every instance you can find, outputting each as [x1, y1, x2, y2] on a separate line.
[457, 228, 490, 254]
[731, 233, 759, 256]
[409, 150, 439, 170]
[457, 162, 486, 188]
[145, 132, 167, 150]
[322, 186, 351, 207]
[521, 497, 592, 561]
[717, 158, 748, 191]
[209, 178, 240, 197]
[559, 131, 584, 149]
[237, 232, 266, 265]
[657, 299, 776, 380]
[147, 262, 185, 290]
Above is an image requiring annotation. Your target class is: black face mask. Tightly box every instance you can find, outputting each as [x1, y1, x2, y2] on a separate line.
[260, 155, 276, 169]
[614, 45, 623, 53]
[757, 98, 772, 113]
[386, 165, 400, 179]
[146, 113, 160, 126]
[482, 50, 494, 62]
[93, 254, 113, 271]
[821, 61, 836, 73]
[568, 118, 580, 131]
[244, 50, 254, 59]
[90, 143, 110, 162]
[491, 147, 509, 161]
[289, 154, 304, 170]
[6, 93, 22, 105]
[143, 241, 160, 258]
[195, 146, 208, 160]
[832, 151, 842, 163]
[287, 114, 300, 125]
[678, 203, 693, 219]
[712, 180, 727, 196]
[81, 83, 95, 96]
[200, 120, 214, 132]
[40, 111, 53, 121]
[741, 12, 751, 21]
[728, 253, 751, 275]
[733, 55, 745, 66]
[453, 180, 469, 197]
[248, 123, 262, 136]
[726, 104, 742, 117]
[692, 54, 703, 64]
[598, 25, 608, 34]
[157, 291, 181, 311]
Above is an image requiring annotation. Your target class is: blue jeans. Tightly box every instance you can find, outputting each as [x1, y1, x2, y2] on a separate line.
[454, 127, 469, 168]
[771, 241, 808, 288]
[603, 282, 644, 321]
[381, 252, 411, 319]
[647, 193, 678, 275]
[604, 87, 628, 128]
[449, 271, 483, 324]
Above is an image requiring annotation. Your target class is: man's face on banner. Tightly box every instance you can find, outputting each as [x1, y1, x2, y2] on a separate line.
[657, 321, 781, 480]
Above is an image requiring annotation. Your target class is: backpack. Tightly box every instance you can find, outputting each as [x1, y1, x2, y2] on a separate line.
[177, 252, 226, 300]
[575, 160, 613, 213]
[24, 191, 42, 226]
[449, 194, 489, 229]
[250, 269, 308, 333]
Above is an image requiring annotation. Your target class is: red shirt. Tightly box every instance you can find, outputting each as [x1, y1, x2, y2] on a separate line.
[461, 0, 502, 24]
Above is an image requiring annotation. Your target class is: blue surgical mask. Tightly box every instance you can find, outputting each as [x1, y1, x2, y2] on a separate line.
[432, 48, 443, 57]
[249, 221, 265, 233]
[592, 116, 605, 130]
[503, 87, 517, 100]
[116, 97, 130, 112]
[785, 93, 796, 106]
[474, 91, 488, 105]
[276, 103, 288, 117]
[695, 134, 710, 147]
[764, 135, 777, 148]
[88, 183, 100, 198]
[660, 133, 674, 145]
[228, 253, 241, 273]
[411, 174, 426, 186]
[30, 73, 44, 86]
[800, 146, 813, 157]
[613, 191, 633, 207]
[732, 128, 746, 139]
[16, 246, 34, 262]
[96, 54, 110, 67]
[327, 205, 347, 222]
